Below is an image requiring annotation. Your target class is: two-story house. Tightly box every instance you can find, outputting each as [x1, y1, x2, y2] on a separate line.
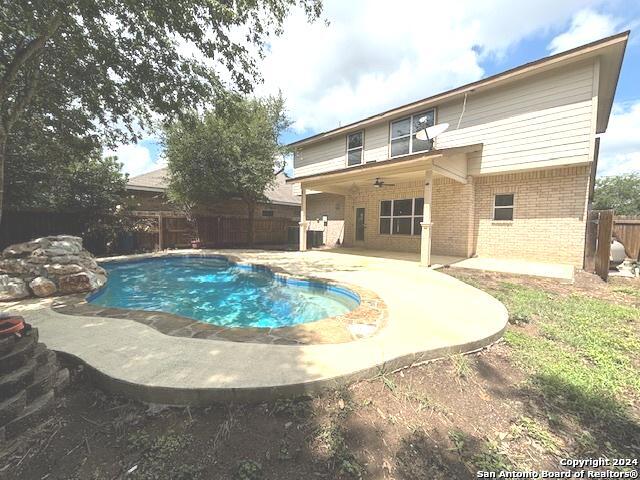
[287, 32, 629, 267]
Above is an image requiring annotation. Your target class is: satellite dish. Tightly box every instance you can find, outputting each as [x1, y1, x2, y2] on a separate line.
[415, 122, 449, 141]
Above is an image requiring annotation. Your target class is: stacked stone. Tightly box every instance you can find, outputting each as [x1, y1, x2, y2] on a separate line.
[0, 324, 69, 442]
[0, 235, 107, 301]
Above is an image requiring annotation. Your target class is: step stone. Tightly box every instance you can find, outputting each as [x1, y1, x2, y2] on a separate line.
[0, 360, 36, 402]
[32, 343, 48, 365]
[0, 390, 26, 426]
[53, 368, 70, 396]
[26, 364, 56, 403]
[0, 335, 16, 356]
[4, 390, 55, 440]
[0, 334, 36, 374]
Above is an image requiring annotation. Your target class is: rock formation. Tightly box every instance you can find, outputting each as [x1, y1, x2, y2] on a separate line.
[0, 236, 107, 301]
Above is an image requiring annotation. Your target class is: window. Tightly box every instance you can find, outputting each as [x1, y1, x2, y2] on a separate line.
[347, 131, 364, 166]
[379, 198, 424, 235]
[390, 109, 435, 157]
[262, 210, 274, 217]
[493, 194, 514, 221]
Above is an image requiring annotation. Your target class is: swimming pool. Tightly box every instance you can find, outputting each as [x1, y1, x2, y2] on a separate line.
[88, 256, 360, 328]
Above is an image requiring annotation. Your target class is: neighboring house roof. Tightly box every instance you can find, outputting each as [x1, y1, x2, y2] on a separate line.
[126, 168, 300, 206]
[287, 31, 629, 149]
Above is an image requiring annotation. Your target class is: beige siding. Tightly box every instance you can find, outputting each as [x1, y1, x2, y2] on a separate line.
[363, 123, 388, 163]
[294, 136, 345, 177]
[294, 60, 596, 177]
[436, 60, 595, 174]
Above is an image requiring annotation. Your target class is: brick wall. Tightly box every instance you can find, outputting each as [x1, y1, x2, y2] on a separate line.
[306, 193, 345, 246]
[334, 165, 589, 265]
[474, 165, 590, 265]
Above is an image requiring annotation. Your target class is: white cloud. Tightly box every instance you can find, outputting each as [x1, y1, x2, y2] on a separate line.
[547, 9, 621, 54]
[598, 101, 640, 176]
[104, 142, 165, 177]
[255, 0, 610, 133]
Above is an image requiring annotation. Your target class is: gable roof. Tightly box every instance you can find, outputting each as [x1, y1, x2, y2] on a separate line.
[288, 31, 629, 149]
[127, 168, 300, 206]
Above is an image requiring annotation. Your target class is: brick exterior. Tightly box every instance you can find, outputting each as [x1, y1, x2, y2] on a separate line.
[305, 193, 345, 247]
[316, 165, 590, 266]
[473, 165, 589, 265]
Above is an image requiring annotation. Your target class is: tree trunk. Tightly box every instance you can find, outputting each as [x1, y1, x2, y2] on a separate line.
[247, 200, 256, 248]
[0, 135, 6, 228]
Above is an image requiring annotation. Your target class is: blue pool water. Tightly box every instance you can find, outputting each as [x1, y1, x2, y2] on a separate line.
[88, 256, 359, 328]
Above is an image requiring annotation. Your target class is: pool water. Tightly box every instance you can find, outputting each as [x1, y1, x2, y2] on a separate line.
[88, 256, 359, 328]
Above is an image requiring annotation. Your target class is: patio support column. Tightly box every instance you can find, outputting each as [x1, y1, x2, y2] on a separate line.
[420, 168, 433, 266]
[299, 186, 308, 251]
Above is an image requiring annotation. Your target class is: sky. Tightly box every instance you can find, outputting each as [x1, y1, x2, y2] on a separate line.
[109, 0, 640, 179]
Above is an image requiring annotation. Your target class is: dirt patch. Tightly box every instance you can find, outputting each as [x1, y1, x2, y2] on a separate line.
[0, 346, 583, 480]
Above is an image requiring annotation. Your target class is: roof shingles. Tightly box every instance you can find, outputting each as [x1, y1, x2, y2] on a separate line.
[127, 168, 300, 206]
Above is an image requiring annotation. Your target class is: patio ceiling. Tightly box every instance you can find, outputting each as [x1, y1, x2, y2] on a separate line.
[289, 144, 482, 195]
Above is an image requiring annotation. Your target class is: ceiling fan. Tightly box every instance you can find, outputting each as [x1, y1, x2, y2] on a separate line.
[373, 177, 395, 188]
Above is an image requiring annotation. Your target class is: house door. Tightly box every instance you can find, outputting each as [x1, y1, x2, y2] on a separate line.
[355, 207, 365, 242]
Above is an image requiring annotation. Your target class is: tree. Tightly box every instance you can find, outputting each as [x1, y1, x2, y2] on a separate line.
[165, 93, 289, 246]
[593, 173, 640, 215]
[0, 0, 322, 225]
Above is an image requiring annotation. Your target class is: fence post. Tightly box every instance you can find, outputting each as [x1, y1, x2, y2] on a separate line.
[594, 209, 614, 281]
[158, 213, 165, 251]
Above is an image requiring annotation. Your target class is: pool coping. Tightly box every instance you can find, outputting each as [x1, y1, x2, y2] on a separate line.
[52, 251, 388, 345]
[8, 249, 510, 405]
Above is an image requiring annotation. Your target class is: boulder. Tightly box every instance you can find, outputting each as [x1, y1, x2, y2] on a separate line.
[0, 275, 29, 301]
[29, 277, 57, 297]
[58, 271, 104, 294]
[0, 235, 106, 300]
[44, 263, 83, 277]
[2, 241, 40, 258]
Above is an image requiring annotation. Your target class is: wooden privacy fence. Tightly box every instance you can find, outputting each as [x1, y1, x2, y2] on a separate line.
[131, 211, 297, 250]
[0, 210, 297, 256]
[613, 215, 640, 260]
[584, 209, 614, 281]
[0, 210, 118, 255]
[194, 215, 295, 247]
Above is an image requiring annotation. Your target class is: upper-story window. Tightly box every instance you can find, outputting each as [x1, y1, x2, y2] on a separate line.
[347, 131, 364, 166]
[390, 109, 435, 157]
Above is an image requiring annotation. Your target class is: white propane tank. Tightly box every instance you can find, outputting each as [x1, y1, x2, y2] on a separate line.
[610, 239, 626, 265]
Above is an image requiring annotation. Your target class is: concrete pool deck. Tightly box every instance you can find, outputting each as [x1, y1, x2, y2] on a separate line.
[3, 249, 508, 405]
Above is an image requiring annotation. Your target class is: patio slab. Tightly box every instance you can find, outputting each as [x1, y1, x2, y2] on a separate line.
[447, 256, 575, 281]
[3, 249, 508, 405]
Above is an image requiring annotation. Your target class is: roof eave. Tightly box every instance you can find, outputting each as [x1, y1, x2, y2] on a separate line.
[126, 185, 166, 193]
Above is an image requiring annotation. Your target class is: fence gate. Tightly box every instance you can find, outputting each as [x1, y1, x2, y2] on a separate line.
[585, 209, 614, 281]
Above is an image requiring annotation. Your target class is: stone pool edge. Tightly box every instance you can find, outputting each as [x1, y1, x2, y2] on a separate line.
[52, 250, 388, 346]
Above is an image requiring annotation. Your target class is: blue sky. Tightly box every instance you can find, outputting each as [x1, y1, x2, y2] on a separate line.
[110, 1, 640, 178]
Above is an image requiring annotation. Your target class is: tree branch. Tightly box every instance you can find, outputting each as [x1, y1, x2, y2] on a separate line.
[0, 10, 64, 102]
[5, 69, 40, 131]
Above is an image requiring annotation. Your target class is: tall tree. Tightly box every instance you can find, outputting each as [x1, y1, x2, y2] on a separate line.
[593, 173, 640, 215]
[165, 93, 289, 246]
[0, 0, 322, 224]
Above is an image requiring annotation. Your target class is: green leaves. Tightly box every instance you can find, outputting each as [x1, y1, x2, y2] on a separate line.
[593, 173, 640, 215]
[164, 93, 290, 210]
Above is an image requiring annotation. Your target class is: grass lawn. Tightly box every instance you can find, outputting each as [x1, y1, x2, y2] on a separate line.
[2, 270, 639, 479]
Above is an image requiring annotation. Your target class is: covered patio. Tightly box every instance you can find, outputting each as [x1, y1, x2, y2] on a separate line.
[288, 145, 482, 266]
